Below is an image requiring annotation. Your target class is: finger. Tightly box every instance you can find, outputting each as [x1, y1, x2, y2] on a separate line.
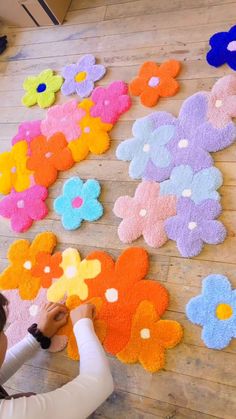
[48, 305, 68, 319]
[47, 303, 68, 313]
[57, 314, 69, 328]
[91, 305, 96, 318]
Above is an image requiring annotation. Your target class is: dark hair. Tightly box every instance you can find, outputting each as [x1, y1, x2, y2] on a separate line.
[0, 294, 8, 332]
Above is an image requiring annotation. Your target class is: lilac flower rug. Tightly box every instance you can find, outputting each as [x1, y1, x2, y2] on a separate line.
[61, 54, 106, 98]
[114, 75, 236, 257]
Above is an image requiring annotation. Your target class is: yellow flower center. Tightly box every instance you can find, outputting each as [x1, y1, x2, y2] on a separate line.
[216, 303, 233, 320]
[75, 71, 87, 83]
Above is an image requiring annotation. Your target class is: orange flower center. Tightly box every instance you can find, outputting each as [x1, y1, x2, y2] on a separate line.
[216, 303, 233, 320]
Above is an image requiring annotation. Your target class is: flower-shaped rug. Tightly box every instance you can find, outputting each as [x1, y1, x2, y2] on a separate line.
[54, 177, 103, 230]
[186, 275, 236, 349]
[129, 60, 181, 107]
[0, 233, 183, 373]
[0, 79, 131, 233]
[207, 25, 236, 71]
[117, 75, 236, 182]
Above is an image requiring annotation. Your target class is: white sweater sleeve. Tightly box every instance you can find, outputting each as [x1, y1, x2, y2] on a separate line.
[0, 334, 40, 385]
[0, 318, 114, 419]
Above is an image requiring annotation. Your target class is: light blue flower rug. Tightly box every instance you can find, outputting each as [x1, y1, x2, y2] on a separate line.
[54, 177, 103, 230]
[186, 275, 236, 349]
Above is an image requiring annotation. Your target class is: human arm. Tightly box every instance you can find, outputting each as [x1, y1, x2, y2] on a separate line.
[0, 303, 68, 385]
[0, 304, 114, 419]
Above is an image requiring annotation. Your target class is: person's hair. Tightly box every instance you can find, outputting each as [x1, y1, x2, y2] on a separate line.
[0, 293, 8, 332]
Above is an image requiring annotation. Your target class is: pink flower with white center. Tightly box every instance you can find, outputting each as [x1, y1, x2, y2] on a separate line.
[207, 75, 236, 128]
[90, 81, 132, 124]
[3, 289, 68, 353]
[113, 181, 176, 248]
[41, 99, 85, 142]
[12, 120, 42, 148]
[0, 185, 48, 233]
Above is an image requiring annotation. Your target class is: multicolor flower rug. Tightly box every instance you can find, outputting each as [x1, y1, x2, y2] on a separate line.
[0, 232, 183, 373]
[186, 275, 236, 349]
[0, 80, 131, 233]
[115, 75, 236, 257]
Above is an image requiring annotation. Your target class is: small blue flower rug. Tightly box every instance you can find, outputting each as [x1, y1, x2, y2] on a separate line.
[54, 177, 103, 230]
[186, 275, 236, 350]
[207, 25, 236, 71]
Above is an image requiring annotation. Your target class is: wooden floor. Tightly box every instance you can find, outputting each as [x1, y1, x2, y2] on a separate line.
[1, 0, 236, 417]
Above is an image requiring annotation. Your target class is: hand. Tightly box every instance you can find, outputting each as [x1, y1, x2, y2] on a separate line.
[38, 302, 69, 338]
[70, 303, 96, 327]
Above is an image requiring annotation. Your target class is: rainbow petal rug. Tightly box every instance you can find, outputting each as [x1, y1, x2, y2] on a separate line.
[0, 232, 183, 373]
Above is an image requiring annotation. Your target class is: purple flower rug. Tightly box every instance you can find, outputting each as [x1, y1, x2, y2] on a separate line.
[114, 75, 236, 257]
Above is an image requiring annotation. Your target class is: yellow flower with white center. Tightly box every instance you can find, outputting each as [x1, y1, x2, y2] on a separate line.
[47, 248, 101, 302]
[0, 141, 32, 195]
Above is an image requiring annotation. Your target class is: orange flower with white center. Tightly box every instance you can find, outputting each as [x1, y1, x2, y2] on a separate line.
[117, 300, 183, 373]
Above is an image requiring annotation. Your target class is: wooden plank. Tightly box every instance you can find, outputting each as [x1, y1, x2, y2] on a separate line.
[70, 0, 139, 11]
[1, 22, 233, 62]
[105, 0, 235, 19]
[6, 4, 236, 47]
[0, 208, 235, 263]
[6, 358, 236, 418]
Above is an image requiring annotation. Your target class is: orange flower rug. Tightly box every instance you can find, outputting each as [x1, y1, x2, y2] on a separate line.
[129, 60, 181, 107]
[0, 233, 183, 373]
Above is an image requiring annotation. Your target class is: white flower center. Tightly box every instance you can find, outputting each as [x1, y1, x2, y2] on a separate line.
[45, 152, 52, 159]
[143, 143, 150, 153]
[140, 328, 151, 339]
[83, 127, 90, 133]
[188, 221, 197, 230]
[215, 99, 223, 108]
[178, 139, 188, 148]
[148, 76, 160, 87]
[105, 288, 118, 303]
[29, 304, 39, 317]
[23, 260, 32, 270]
[65, 266, 77, 278]
[17, 200, 25, 209]
[44, 266, 51, 274]
[182, 189, 192, 197]
[139, 209, 147, 217]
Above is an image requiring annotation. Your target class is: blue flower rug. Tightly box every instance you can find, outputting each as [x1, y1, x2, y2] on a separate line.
[186, 275, 236, 349]
[54, 177, 103, 230]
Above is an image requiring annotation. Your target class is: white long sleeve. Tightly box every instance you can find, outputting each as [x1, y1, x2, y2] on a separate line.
[0, 319, 114, 419]
[0, 334, 40, 385]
